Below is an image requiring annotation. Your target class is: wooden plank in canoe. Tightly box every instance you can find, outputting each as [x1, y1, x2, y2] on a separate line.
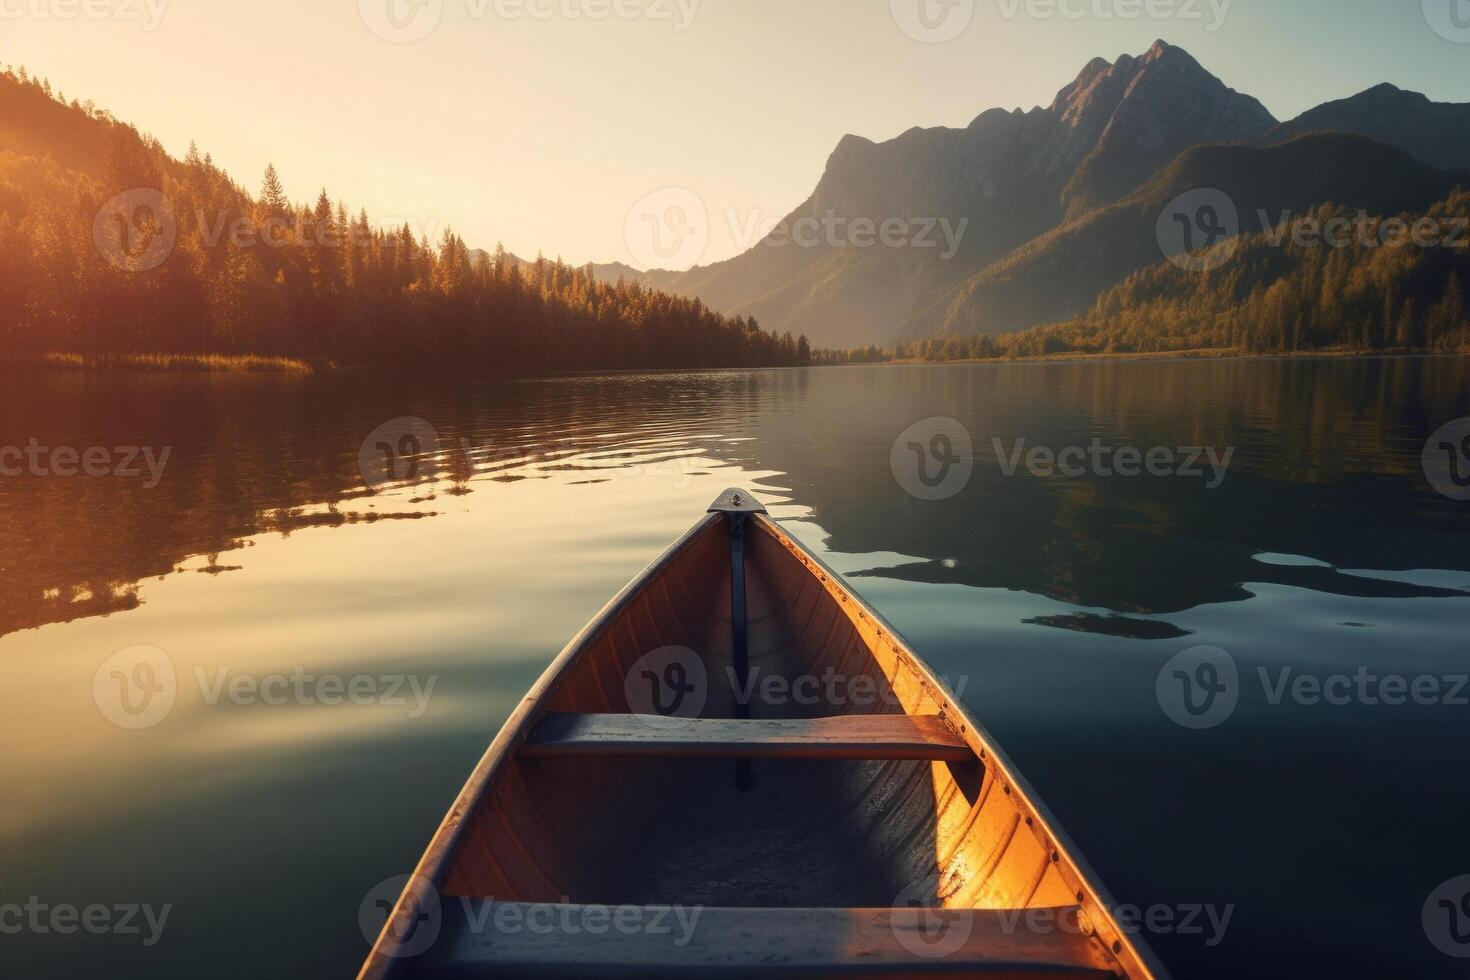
[523, 713, 974, 762]
[418, 901, 1116, 978]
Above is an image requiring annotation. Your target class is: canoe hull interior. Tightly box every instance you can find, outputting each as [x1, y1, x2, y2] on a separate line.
[362, 506, 1163, 980]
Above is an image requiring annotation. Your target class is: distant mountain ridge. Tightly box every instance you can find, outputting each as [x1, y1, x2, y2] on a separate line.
[1263, 83, 1470, 171]
[617, 42, 1469, 349]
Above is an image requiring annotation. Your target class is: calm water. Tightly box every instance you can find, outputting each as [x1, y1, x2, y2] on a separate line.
[2, 358, 1468, 979]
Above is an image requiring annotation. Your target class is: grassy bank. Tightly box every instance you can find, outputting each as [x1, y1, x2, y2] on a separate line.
[16, 352, 320, 374]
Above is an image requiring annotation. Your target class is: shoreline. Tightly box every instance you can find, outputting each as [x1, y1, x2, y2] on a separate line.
[817, 346, 1470, 368]
[7, 346, 1466, 377]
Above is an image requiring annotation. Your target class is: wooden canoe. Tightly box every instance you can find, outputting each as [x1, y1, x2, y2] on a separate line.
[360, 489, 1168, 979]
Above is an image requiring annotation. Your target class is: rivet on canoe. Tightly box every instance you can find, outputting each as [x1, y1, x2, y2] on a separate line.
[1051, 852, 1060, 862]
[1112, 941, 1123, 954]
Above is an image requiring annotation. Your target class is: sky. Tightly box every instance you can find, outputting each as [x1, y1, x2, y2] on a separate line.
[6, 0, 1470, 267]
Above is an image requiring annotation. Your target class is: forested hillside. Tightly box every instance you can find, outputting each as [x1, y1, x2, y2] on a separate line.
[827, 192, 1470, 363]
[0, 67, 809, 373]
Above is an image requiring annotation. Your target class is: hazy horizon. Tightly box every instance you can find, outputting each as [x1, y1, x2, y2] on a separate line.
[9, 0, 1470, 269]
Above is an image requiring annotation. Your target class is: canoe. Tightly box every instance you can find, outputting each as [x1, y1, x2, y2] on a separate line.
[360, 489, 1168, 979]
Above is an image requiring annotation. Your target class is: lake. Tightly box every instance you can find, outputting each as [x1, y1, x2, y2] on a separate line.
[2, 356, 1469, 979]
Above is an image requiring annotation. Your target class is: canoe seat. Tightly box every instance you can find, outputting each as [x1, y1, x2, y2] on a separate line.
[412, 901, 1116, 978]
[522, 713, 974, 762]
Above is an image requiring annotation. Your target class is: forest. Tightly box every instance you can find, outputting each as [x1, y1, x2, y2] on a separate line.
[0, 67, 810, 373]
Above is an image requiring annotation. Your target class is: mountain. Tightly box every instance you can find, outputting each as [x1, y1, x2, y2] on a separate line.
[1264, 84, 1470, 171]
[643, 41, 1275, 348]
[1057, 43, 1275, 218]
[635, 45, 1470, 350]
[909, 133, 1469, 337]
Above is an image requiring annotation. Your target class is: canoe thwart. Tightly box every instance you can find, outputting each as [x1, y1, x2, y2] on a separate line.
[523, 713, 975, 762]
[422, 901, 1116, 978]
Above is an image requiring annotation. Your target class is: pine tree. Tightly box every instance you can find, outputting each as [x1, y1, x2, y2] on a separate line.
[260, 164, 288, 218]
